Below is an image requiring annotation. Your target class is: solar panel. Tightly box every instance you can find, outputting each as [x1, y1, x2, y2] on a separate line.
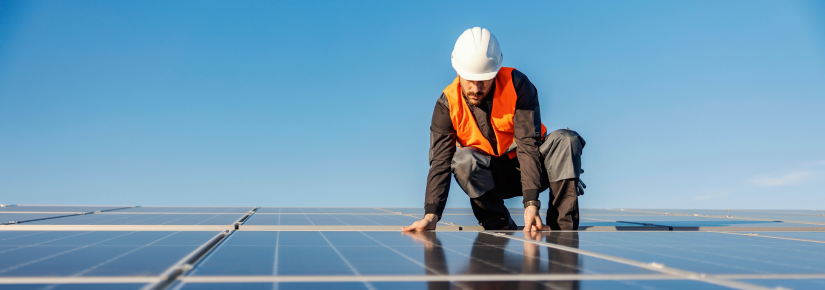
[734, 231, 825, 242]
[0, 206, 132, 213]
[114, 207, 254, 213]
[189, 231, 655, 276]
[255, 207, 389, 214]
[2, 207, 825, 290]
[18, 214, 244, 225]
[243, 214, 420, 226]
[1, 213, 83, 225]
[0, 231, 218, 276]
[736, 279, 825, 289]
[511, 231, 825, 274]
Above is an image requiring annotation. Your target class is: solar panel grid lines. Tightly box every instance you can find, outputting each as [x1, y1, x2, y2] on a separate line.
[509, 231, 825, 276]
[491, 232, 770, 290]
[582, 233, 799, 274]
[5, 207, 825, 290]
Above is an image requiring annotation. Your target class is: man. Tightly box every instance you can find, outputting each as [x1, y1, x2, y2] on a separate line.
[402, 27, 585, 232]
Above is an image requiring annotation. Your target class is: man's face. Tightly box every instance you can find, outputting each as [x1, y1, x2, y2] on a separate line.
[458, 75, 494, 106]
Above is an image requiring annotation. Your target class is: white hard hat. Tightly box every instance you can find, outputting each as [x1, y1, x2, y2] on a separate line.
[451, 27, 503, 81]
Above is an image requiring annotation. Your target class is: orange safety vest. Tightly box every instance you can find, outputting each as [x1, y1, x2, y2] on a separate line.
[442, 67, 547, 159]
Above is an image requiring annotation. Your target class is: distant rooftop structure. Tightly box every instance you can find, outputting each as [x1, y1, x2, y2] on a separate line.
[1, 205, 825, 289]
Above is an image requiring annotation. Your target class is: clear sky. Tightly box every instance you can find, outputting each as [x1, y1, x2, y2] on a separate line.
[1, 0, 824, 209]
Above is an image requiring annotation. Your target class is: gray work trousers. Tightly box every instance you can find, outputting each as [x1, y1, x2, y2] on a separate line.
[451, 129, 585, 230]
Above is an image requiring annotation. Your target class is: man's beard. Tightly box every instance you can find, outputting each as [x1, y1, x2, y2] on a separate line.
[464, 92, 486, 106]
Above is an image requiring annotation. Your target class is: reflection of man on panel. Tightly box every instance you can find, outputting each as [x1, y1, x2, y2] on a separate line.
[402, 27, 585, 232]
[403, 231, 581, 290]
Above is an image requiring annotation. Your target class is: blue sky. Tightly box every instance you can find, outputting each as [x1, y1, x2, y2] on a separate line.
[1, 0, 823, 209]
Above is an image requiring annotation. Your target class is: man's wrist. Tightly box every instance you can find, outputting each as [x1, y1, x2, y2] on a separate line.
[424, 213, 440, 223]
[523, 200, 541, 210]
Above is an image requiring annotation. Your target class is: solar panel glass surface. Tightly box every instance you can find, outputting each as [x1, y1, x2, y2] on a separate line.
[243, 214, 420, 225]
[510, 231, 825, 274]
[736, 279, 825, 289]
[580, 215, 822, 228]
[0, 231, 217, 276]
[189, 231, 656, 277]
[0, 206, 130, 213]
[255, 208, 389, 214]
[1, 213, 81, 224]
[18, 213, 243, 225]
[732, 231, 825, 242]
[115, 207, 253, 213]
[437, 214, 655, 228]
[375, 208, 488, 215]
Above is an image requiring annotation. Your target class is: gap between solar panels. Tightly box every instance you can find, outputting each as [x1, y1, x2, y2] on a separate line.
[141, 230, 232, 290]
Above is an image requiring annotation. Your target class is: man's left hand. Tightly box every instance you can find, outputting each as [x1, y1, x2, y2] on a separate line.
[523, 205, 551, 232]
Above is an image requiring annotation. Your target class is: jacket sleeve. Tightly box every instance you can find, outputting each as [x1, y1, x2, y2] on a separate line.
[511, 70, 544, 202]
[424, 94, 456, 218]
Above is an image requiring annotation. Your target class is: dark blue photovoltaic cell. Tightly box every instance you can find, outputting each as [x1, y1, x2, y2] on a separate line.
[737, 279, 825, 289]
[115, 207, 253, 213]
[0, 206, 129, 213]
[189, 231, 655, 277]
[176, 280, 737, 290]
[512, 231, 825, 274]
[0, 284, 147, 290]
[243, 214, 420, 225]
[19, 213, 243, 225]
[0, 231, 217, 276]
[255, 207, 388, 214]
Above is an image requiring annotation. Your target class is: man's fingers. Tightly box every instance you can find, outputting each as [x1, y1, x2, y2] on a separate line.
[523, 219, 534, 232]
[403, 219, 435, 232]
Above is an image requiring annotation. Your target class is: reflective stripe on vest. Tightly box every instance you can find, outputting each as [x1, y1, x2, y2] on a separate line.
[443, 67, 547, 159]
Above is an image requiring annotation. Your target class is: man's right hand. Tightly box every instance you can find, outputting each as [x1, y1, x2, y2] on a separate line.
[402, 214, 439, 231]
[523, 205, 551, 232]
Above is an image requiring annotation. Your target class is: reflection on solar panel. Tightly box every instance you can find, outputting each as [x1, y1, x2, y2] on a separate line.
[1, 206, 824, 289]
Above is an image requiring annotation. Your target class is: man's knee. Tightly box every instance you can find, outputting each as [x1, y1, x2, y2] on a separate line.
[547, 129, 581, 145]
[542, 129, 584, 153]
[452, 147, 495, 199]
[541, 129, 585, 182]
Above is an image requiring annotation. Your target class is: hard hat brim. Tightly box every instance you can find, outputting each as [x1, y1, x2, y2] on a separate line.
[452, 58, 500, 81]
